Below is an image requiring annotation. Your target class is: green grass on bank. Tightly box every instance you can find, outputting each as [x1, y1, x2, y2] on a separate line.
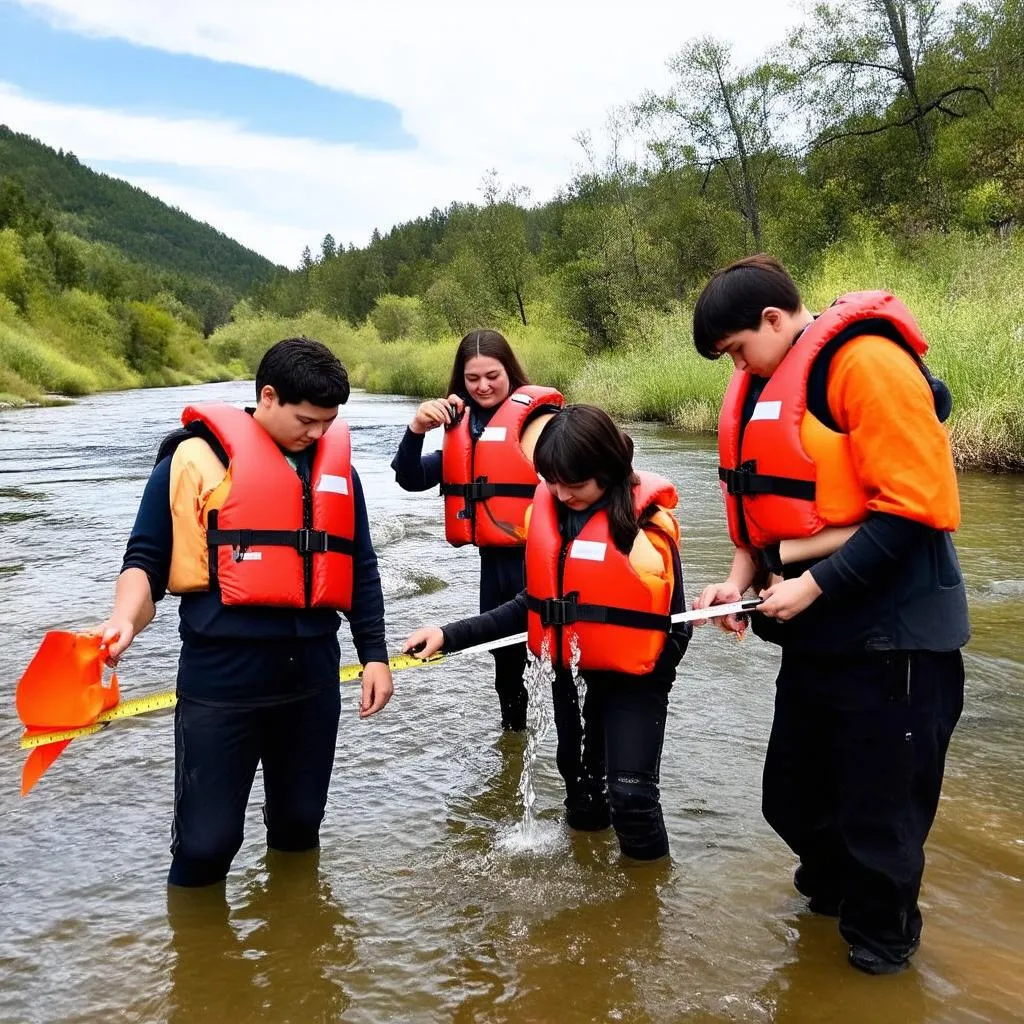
[0, 293, 233, 408]
[5, 226, 1021, 472]
[209, 229, 1024, 471]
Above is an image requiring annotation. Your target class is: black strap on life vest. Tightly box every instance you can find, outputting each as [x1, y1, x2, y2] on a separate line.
[155, 422, 229, 468]
[718, 461, 816, 501]
[441, 480, 537, 501]
[807, 318, 952, 431]
[526, 592, 672, 631]
[206, 512, 354, 562]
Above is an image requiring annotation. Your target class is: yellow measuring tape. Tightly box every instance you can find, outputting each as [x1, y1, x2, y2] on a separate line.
[19, 651, 445, 750]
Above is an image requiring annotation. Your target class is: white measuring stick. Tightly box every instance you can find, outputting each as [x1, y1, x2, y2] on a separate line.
[447, 598, 763, 659]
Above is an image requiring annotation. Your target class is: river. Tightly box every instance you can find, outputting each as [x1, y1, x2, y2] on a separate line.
[0, 381, 1021, 1023]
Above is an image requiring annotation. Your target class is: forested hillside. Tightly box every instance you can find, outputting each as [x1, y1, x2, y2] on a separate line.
[0, 127, 276, 295]
[0, 173, 241, 406]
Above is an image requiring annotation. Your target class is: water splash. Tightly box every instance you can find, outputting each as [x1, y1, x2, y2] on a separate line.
[498, 639, 556, 852]
[568, 632, 585, 768]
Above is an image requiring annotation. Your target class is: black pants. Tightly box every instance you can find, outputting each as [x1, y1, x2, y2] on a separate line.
[168, 686, 342, 887]
[762, 648, 964, 962]
[551, 668, 671, 860]
[479, 547, 528, 730]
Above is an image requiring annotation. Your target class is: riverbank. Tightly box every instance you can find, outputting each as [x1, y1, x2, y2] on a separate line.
[207, 230, 1024, 471]
[0, 285, 237, 408]
[6, 230, 1021, 470]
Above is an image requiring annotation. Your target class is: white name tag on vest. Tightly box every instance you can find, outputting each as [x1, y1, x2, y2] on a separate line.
[317, 474, 349, 495]
[750, 400, 782, 422]
[479, 427, 507, 442]
[569, 539, 607, 562]
[239, 551, 263, 561]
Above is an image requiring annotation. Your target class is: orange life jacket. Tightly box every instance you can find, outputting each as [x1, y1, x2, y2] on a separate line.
[169, 403, 354, 610]
[441, 385, 564, 547]
[525, 471, 678, 674]
[718, 291, 945, 550]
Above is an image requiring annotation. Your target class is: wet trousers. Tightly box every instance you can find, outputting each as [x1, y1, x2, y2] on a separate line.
[552, 668, 671, 860]
[479, 547, 528, 730]
[762, 648, 964, 963]
[168, 687, 342, 887]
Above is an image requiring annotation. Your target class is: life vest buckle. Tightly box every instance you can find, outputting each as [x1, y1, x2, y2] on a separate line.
[296, 528, 329, 554]
[465, 478, 496, 502]
[539, 595, 579, 627]
[231, 529, 253, 562]
[720, 461, 758, 496]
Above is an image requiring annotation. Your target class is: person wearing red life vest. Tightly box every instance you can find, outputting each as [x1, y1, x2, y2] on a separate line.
[95, 338, 393, 887]
[391, 330, 562, 731]
[402, 406, 691, 861]
[692, 255, 968, 975]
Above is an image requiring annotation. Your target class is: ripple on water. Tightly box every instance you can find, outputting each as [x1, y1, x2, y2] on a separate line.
[369, 515, 406, 549]
[379, 564, 448, 599]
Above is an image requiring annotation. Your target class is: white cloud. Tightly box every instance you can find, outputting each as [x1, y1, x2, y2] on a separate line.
[6, 0, 803, 264]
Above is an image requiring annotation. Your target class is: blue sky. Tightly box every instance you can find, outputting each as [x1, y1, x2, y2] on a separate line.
[0, 3, 411, 148]
[0, 0, 797, 264]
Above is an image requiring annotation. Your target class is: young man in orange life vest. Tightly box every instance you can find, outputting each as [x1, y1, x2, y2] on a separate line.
[97, 337, 393, 887]
[692, 255, 968, 975]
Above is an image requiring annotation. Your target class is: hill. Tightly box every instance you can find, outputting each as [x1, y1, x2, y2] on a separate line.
[0, 125, 277, 292]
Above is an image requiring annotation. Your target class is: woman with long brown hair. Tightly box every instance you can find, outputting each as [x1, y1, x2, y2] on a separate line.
[391, 329, 562, 730]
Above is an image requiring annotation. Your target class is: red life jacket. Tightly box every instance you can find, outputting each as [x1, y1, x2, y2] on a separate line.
[441, 385, 564, 547]
[525, 471, 678, 674]
[717, 291, 936, 550]
[179, 404, 355, 609]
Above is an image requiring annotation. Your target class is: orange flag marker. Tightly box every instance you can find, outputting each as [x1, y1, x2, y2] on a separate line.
[15, 631, 120, 794]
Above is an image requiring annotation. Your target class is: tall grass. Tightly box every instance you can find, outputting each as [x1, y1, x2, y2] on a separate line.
[804, 228, 1024, 471]
[0, 289, 235, 408]
[6, 225, 1020, 471]
[211, 229, 1023, 470]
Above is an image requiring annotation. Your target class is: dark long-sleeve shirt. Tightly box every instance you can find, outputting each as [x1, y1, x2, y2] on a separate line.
[391, 427, 443, 491]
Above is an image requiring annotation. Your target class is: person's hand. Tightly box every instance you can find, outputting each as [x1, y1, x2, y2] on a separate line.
[94, 618, 135, 667]
[359, 662, 393, 718]
[410, 395, 464, 434]
[692, 581, 749, 634]
[758, 571, 822, 621]
[402, 627, 445, 659]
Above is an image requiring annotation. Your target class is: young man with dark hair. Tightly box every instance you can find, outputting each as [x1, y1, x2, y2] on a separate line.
[98, 336, 393, 887]
[692, 256, 968, 975]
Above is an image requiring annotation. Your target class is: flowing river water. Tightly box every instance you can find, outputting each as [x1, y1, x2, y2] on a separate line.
[0, 381, 1021, 1023]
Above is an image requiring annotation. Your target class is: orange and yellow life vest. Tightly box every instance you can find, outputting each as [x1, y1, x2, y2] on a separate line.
[525, 471, 679, 674]
[441, 385, 564, 547]
[718, 291, 949, 550]
[168, 403, 354, 609]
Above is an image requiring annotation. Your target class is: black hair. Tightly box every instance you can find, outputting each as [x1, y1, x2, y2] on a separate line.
[533, 404, 641, 553]
[446, 329, 529, 400]
[255, 337, 350, 407]
[692, 254, 803, 359]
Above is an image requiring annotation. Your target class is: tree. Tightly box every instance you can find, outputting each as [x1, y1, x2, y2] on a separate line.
[636, 37, 796, 250]
[321, 233, 337, 261]
[791, 0, 992, 217]
[369, 293, 421, 341]
[476, 170, 535, 325]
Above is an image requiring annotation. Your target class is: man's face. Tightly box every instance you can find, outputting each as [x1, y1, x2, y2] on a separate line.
[714, 308, 795, 377]
[257, 387, 338, 452]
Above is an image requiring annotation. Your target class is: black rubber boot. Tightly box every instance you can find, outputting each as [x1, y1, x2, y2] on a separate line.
[794, 864, 841, 917]
[848, 942, 917, 976]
